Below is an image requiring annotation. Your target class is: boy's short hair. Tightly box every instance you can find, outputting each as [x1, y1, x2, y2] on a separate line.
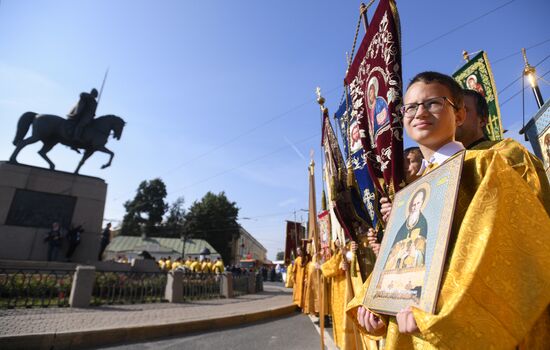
[408, 71, 464, 108]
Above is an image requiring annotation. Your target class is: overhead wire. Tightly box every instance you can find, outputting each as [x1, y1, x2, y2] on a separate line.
[119, 132, 321, 213]
[498, 54, 550, 96]
[500, 68, 550, 107]
[167, 132, 321, 194]
[492, 38, 550, 65]
[112, 85, 341, 202]
[113, 0, 540, 227]
[115, 0, 538, 205]
[404, 0, 518, 56]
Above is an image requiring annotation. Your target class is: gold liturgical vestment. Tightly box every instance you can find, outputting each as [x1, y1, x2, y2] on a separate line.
[285, 263, 294, 288]
[292, 256, 307, 308]
[322, 252, 369, 350]
[304, 255, 327, 315]
[471, 138, 550, 215]
[347, 148, 550, 349]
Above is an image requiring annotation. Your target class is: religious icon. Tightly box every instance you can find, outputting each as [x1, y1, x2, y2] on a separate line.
[466, 74, 485, 97]
[363, 152, 465, 315]
[349, 119, 362, 153]
[318, 210, 332, 261]
[364, 76, 390, 146]
[538, 127, 550, 181]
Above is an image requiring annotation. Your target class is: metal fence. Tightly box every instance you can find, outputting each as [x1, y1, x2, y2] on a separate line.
[0, 267, 74, 309]
[232, 273, 249, 296]
[91, 271, 167, 305]
[0, 267, 255, 308]
[181, 271, 221, 300]
[255, 272, 263, 293]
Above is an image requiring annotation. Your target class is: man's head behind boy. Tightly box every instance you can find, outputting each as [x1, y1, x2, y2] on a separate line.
[402, 71, 466, 148]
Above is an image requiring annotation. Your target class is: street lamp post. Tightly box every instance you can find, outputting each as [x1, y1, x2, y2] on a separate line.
[522, 48, 544, 108]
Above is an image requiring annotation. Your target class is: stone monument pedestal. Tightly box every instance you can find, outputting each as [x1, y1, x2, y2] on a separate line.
[0, 161, 107, 263]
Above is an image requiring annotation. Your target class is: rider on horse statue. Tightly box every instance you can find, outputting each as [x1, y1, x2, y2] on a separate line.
[67, 88, 98, 142]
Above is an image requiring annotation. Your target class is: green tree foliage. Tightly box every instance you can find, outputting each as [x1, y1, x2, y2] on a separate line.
[276, 251, 284, 260]
[184, 191, 239, 264]
[121, 178, 168, 236]
[162, 196, 186, 238]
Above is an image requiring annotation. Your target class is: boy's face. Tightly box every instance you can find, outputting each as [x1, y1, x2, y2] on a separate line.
[403, 82, 464, 149]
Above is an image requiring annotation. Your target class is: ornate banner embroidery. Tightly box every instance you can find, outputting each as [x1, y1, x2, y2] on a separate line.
[344, 0, 405, 196]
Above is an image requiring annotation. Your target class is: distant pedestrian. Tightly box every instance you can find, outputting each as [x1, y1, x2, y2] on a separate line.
[98, 222, 111, 260]
[270, 266, 276, 282]
[65, 224, 84, 261]
[44, 222, 63, 261]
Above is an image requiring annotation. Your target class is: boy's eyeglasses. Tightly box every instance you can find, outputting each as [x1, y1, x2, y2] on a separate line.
[400, 96, 459, 118]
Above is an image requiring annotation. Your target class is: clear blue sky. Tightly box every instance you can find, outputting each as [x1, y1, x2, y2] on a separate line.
[1, 0, 549, 260]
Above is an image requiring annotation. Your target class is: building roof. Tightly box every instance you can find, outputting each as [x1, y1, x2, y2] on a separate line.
[106, 236, 220, 257]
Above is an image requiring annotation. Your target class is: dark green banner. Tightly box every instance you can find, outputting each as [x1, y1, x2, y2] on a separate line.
[453, 51, 503, 141]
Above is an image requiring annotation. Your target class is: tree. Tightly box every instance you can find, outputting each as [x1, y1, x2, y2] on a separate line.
[162, 196, 186, 238]
[276, 251, 284, 260]
[184, 191, 239, 264]
[121, 178, 168, 236]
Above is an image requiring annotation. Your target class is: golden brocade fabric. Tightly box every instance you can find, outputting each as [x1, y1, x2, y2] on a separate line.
[292, 257, 307, 308]
[303, 261, 319, 314]
[322, 253, 346, 348]
[285, 263, 294, 288]
[470, 138, 550, 215]
[347, 148, 550, 349]
[323, 252, 371, 350]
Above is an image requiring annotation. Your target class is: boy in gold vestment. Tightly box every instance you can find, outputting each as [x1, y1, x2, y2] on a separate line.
[347, 71, 550, 349]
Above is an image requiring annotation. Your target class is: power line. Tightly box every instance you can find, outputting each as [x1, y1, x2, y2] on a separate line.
[404, 0, 518, 56]
[159, 86, 339, 178]
[116, 132, 321, 213]
[168, 132, 320, 195]
[492, 38, 550, 65]
[498, 54, 550, 96]
[501, 68, 550, 106]
[112, 86, 340, 202]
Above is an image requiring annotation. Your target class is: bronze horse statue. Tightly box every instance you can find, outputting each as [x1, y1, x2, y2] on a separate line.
[9, 112, 125, 174]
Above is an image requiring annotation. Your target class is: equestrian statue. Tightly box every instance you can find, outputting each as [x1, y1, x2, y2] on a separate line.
[9, 88, 126, 174]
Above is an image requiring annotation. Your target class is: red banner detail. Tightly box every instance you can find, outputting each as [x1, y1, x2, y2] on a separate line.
[345, 0, 404, 195]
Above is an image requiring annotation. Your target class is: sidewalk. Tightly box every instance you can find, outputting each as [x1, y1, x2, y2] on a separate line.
[0, 283, 296, 350]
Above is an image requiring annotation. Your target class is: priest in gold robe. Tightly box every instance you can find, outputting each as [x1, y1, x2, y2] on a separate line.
[303, 252, 320, 315]
[323, 241, 376, 350]
[292, 247, 308, 308]
[285, 261, 295, 288]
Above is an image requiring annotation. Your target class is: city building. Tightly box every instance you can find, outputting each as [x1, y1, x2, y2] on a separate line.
[231, 225, 267, 264]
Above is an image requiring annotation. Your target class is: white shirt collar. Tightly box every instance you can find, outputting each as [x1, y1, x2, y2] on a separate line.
[418, 141, 464, 175]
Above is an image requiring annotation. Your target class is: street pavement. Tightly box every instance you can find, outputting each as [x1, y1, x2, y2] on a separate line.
[97, 313, 326, 350]
[0, 282, 301, 349]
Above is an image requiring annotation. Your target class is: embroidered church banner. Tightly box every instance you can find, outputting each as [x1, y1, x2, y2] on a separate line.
[284, 221, 305, 264]
[335, 99, 379, 228]
[345, 0, 405, 195]
[322, 108, 370, 240]
[453, 51, 504, 141]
